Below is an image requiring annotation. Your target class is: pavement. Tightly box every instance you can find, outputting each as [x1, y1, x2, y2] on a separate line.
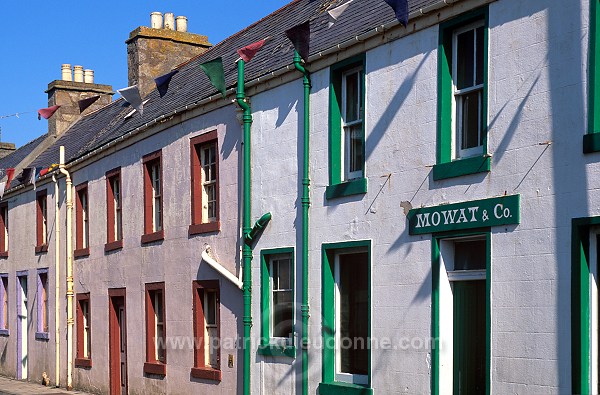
[0, 376, 92, 395]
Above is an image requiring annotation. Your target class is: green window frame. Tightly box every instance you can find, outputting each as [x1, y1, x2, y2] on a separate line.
[434, 7, 491, 181]
[326, 54, 368, 199]
[431, 230, 491, 395]
[319, 240, 373, 395]
[585, 0, 600, 153]
[259, 247, 296, 358]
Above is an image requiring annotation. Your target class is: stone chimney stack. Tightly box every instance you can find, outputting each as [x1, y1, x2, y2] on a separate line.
[46, 64, 114, 137]
[126, 12, 211, 98]
[0, 143, 16, 159]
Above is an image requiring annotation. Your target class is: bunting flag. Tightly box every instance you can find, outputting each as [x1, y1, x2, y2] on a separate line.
[237, 39, 267, 62]
[39, 164, 59, 177]
[17, 167, 35, 186]
[37, 105, 61, 120]
[5, 168, 15, 189]
[118, 85, 144, 115]
[384, 0, 409, 27]
[199, 58, 227, 99]
[0, 182, 5, 199]
[285, 21, 310, 61]
[328, 0, 353, 28]
[155, 70, 179, 98]
[78, 96, 100, 113]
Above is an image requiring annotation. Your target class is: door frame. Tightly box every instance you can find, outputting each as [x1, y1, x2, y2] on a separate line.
[108, 288, 126, 395]
[16, 271, 28, 380]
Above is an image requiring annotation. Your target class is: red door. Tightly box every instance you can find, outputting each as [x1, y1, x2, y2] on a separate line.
[109, 289, 127, 395]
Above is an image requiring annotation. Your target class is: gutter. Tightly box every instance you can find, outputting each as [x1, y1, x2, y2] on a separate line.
[58, 146, 74, 390]
[235, 58, 253, 395]
[293, 50, 311, 395]
[52, 174, 60, 387]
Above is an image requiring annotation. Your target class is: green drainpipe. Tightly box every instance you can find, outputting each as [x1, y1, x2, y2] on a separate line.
[236, 58, 253, 395]
[293, 50, 311, 395]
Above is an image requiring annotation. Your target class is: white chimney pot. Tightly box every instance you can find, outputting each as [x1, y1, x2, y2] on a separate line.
[176, 16, 188, 32]
[150, 12, 163, 29]
[61, 64, 72, 81]
[164, 13, 175, 30]
[73, 65, 84, 83]
[84, 69, 94, 84]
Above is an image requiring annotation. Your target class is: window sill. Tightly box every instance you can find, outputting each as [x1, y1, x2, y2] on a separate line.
[258, 343, 296, 358]
[35, 332, 49, 341]
[0, 251, 8, 258]
[325, 178, 367, 200]
[143, 362, 166, 376]
[141, 230, 164, 244]
[432, 155, 491, 181]
[188, 221, 220, 236]
[74, 247, 90, 258]
[190, 367, 221, 381]
[35, 244, 48, 254]
[0, 329, 9, 336]
[318, 382, 373, 395]
[584, 133, 600, 153]
[75, 358, 92, 368]
[104, 240, 123, 253]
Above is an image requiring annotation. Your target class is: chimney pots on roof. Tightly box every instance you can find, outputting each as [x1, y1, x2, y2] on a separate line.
[61, 64, 72, 81]
[164, 13, 175, 30]
[73, 65, 84, 83]
[176, 16, 188, 32]
[150, 12, 163, 29]
[84, 69, 94, 84]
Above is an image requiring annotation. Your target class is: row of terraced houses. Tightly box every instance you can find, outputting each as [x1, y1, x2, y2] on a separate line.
[0, 0, 598, 394]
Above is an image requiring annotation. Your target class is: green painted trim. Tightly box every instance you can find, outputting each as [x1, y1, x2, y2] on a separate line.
[588, 0, 600, 136]
[570, 216, 600, 394]
[321, 240, 372, 389]
[318, 382, 374, 395]
[329, 54, 366, 187]
[431, 229, 491, 395]
[325, 178, 368, 199]
[437, 7, 490, 168]
[259, 247, 295, 358]
[432, 155, 491, 180]
[583, 132, 600, 153]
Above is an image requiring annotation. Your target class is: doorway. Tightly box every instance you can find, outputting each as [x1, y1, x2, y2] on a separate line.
[16, 273, 27, 380]
[109, 289, 127, 395]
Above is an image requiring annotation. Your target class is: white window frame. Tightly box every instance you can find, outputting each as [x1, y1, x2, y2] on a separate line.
[590, 227, 600, 391]
[269, 254, 294, 347]
[150, 162, 162, 232]
[451, 20, 485, 160]
[41, 198, 47, 244]
[334, 248, 369, 386]
[81, 299, 90, 358]
[81, 191, 89, 248]
[201, 142, 217, 223]
[341, 66, 364, 181]
[112, 177, 122, 241]
[2, 205, 8, 251]
[204, 289, 218, 368]
[153, 290, 165, 362]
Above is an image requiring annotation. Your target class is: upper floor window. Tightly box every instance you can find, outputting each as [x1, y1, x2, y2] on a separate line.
[190, 131, 220, 235]
[326, 55, 368, 199]
[75, 183, 90, 257]
[434, 7, 490, 181]
[142, 151, 164, 243]
[0, 203, 8, 257]
[36, 190, 48, 253]
[105, 168, 123, 252]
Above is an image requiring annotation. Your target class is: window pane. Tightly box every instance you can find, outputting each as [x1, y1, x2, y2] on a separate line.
[205, 290, 216, 326]
[459, 90, 482, 150]
[344, 71, 360, 122]
[273, 290, 293, 339]
[476, 26, 484, 85]
[456, 29, 475, 90]
[275, 258, 291, 290]
[338, 252, 368, 376]
[453, 239, 486, 270]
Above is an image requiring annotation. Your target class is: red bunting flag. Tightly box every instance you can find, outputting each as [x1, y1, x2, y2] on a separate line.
[5, 168, 15, 189]
[38, 105, 61, 120]
[237, 39, 267, 62]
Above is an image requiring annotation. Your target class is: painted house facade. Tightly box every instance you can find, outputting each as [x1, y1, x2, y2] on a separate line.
[0, 0, 599, 394]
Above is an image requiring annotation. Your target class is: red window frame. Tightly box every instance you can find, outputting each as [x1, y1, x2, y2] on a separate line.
[189, 131, 220, 236]
[191, 280, 221, 381]
[35, 190, 48, 253]
[142, 150, 164, 244]
[75, 293, 92, 368]
[144, 282, 166, 376]
[0, 202, 8, 257]
[75, 182, 90, 258]
[105, 168, 123, 252]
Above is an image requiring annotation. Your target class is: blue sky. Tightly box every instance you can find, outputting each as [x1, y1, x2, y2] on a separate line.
[0, 1, 290, 148]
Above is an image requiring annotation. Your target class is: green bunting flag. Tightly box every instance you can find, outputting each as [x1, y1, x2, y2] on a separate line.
[199, 57, 227, 99]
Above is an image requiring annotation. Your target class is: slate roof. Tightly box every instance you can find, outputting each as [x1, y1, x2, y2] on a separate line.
[15, 0, 439, 181]
[0, 134, 46, 170]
